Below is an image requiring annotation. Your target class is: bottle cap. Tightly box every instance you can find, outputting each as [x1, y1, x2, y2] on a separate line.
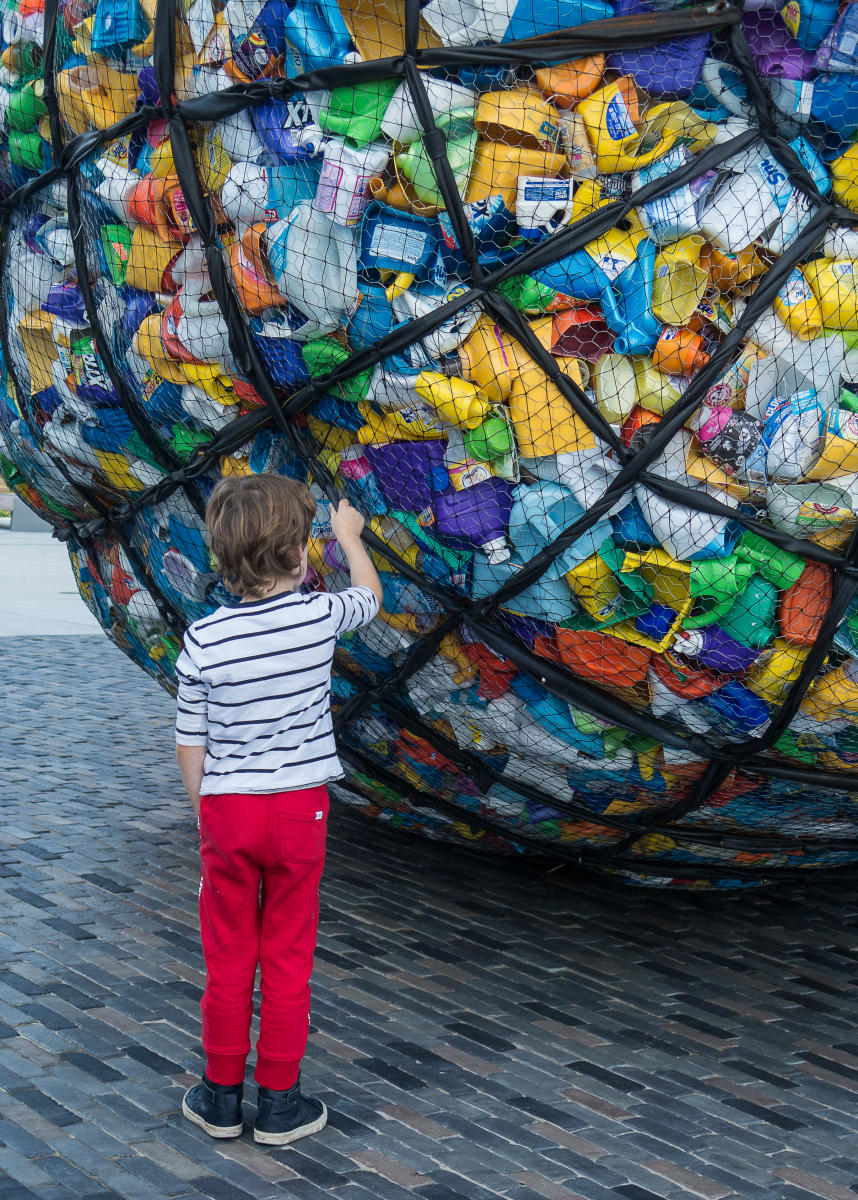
[482, 536, 510, 564]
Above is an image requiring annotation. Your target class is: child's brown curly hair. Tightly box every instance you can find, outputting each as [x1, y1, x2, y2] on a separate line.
[206, 475, 316, 598]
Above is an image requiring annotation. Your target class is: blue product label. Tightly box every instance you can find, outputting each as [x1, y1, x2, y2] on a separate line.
[759, 155, 791, 211]
[522, 179, 570, 203]
[604, 93, 636, 141]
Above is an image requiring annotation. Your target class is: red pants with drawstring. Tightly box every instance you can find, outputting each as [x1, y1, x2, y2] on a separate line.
[197, 787, 329, 1090]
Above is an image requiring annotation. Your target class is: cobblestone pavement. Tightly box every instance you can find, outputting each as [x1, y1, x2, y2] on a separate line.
[3, 637, 858, 1200]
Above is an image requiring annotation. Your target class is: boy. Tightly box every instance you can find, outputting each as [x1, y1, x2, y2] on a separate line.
[174, 475, 382, 1146]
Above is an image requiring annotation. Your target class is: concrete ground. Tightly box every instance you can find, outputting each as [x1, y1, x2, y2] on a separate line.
[2, 553, 858, 1199]
[0, 531, 101, 637]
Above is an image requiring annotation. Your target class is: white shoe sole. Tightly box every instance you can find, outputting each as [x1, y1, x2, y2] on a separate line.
[254, 1101, 328, 1146]
[182, 1095, 243, 1139]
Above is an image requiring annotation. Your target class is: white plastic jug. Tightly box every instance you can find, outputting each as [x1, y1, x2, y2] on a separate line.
[266, 202, 359, 335]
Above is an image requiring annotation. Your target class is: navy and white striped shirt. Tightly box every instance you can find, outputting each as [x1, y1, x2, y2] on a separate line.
[174, 586, 379, 794]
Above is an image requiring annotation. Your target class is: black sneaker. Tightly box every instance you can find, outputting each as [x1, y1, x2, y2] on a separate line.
[253, 1077, 327, 1146]
[182, 1076, 244, 1138]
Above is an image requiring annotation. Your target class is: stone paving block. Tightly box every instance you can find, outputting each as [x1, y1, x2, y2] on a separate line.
[7, 638, 858, 1198]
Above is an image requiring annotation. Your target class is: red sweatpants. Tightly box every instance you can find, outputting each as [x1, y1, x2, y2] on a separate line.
[197, 787, 328, 1087]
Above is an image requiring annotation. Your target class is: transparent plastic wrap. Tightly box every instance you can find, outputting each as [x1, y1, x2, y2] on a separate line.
[4, 0, 858, 885]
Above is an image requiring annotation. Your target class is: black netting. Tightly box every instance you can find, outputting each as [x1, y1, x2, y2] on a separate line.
[4, 0, 858, 885]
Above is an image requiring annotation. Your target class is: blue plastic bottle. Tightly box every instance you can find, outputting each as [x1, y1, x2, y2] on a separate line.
[281, 0, 355, 71]
[91, 0, 149, 58]
[471, 555, 577, 622]
[532, 239, 662, 354]
[782, 0, 840, 50]
[508, 480, 615, 573]
[502, 0, 613, 40]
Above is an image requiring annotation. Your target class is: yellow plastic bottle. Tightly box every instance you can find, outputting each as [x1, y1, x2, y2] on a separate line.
[641, 101, 718, 154]
[800, 659, 858, 721]
[651, 235, 708, 326]
[801, 259, 858, 330]
[458, 316, 594, 456]
[414, 372, 491, 429]
[746, 639, 811, 704]
[593, 353, 637, 422]
[356, 403, 444, 444]
[632, 356, 682, 415]
[773, 266, 825, 338]
[566, 553, 623, 620]
[830, 144, 858, 212]
[576, 77, 677, 174]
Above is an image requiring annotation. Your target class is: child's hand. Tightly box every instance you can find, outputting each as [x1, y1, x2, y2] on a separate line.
[329, 498, 365, 546]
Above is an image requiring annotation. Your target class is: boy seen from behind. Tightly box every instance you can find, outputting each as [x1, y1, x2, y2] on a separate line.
[175, 475, 382, 1146]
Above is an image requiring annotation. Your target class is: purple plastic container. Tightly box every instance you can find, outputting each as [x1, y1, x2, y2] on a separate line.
[365, 440, 448, 515]
[607, 0, 710, 97]
[742, 10, 816, 79]
[435, 479, 514, 552]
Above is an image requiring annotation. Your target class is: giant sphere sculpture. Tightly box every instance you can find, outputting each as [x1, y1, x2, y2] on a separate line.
[4, 0, 858, 885]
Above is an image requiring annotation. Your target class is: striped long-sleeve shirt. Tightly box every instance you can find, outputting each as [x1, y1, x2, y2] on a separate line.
[174, 586, 379, 795]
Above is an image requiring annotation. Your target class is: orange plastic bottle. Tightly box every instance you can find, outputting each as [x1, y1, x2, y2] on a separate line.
[652, 325, 710, 376]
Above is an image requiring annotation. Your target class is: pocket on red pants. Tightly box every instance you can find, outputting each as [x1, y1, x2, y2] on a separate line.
[280, 811, 327, 864]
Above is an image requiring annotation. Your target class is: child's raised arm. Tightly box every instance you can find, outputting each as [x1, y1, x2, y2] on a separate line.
[329, 499, 383, 606]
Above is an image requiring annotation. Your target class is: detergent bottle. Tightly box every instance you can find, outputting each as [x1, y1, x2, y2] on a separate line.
[280, 0, 356, 70]
[634, 146, 717, 245]
[265, 202, 358, 335]
[532, 229, 662, 355]
[672, 626, 761, 672]
[782, 0, 841, 50]
[398, 113, 477, 209]
[747, 640, 812, 710]
[314, 137, 389, 226]
[815, 1, 858, 71]
[635, 439, 741, 559]
[381, 77, 476, 145]
[592, 352, 637, 423]
[576, 77, 678, 174]
[441, 427, 496, 490]
[800, 658, 858, 723]
[714, 573, 779, 649]
[320, 79, 399, 145]
[761, 388, 827, 481]
[465, 412, 515, 468]
[652, 326, 709, 376]
[823, 227, 858, 258]
[535, 56, 605, 109]
[735, 530, 805, 589]
[515, 176, 575, 241]
[359, 200, 441, 300]
[566, 551, 624, 621]
[338, 445, 388, 516]
[651, 237, 708, 327]
[632, 357, 682, 415]
[739, 303, 858, 399]
[802, 260, 858, 330]
[804, 405, 858, 481]
[507, 479, 615, 574]
[434, 477, 514, 562]
[767, 479, 856, 538]
[455, 316, 595, 456]
[550, 307, 615, 361]
[773, 267, 825, 340]
[414, 372, 491, 429]
[520, 445, 623, 512]
[780, 560, 833, 644]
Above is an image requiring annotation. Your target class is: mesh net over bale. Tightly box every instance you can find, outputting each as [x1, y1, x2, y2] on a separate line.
[6, 0, 858, 885]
